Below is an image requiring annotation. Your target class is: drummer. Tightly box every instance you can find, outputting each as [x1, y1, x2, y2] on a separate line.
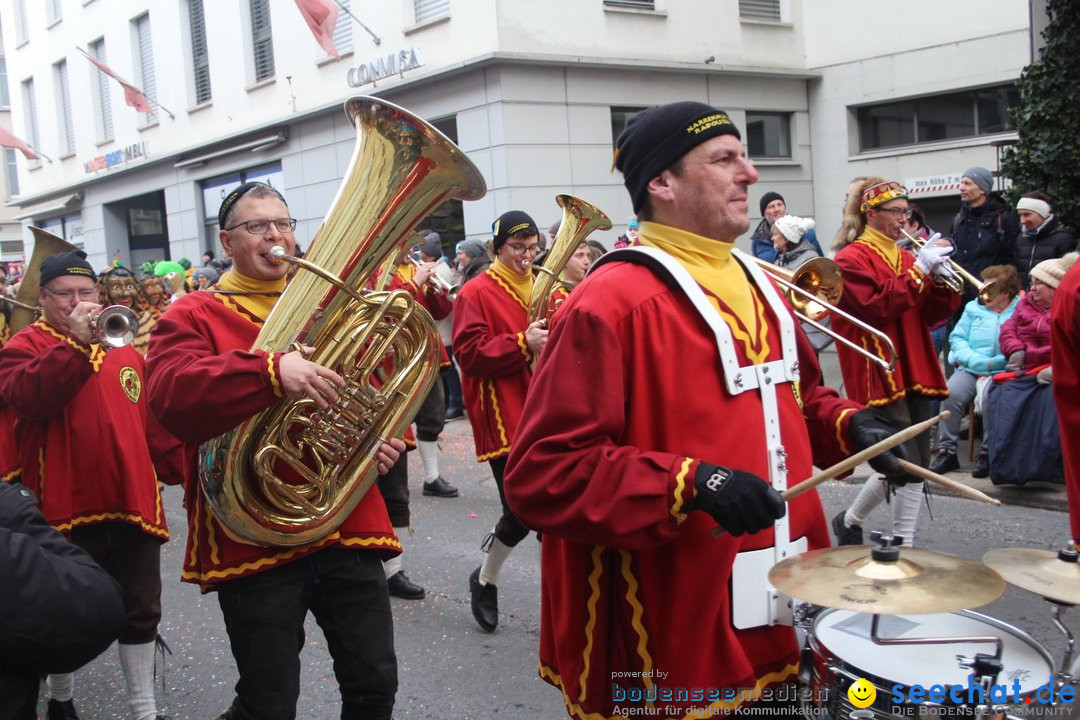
[502, 102, 909, 718]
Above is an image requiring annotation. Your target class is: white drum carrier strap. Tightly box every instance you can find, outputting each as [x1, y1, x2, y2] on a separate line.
[605, 246, 805, 628]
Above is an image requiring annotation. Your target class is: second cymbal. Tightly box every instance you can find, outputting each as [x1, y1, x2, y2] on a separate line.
[983, 547, 1080, 605]
[769, 544, 1005, 614]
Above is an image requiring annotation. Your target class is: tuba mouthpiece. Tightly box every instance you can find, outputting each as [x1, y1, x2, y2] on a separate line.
[268, 246, 289, 264]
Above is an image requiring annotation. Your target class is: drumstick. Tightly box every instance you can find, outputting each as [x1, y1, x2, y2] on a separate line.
[709, 410, 949, 538]
[897, 458, 1001, 505]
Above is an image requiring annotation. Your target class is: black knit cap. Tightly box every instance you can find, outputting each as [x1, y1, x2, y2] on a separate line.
[613, 101, 742, 214]
[218, 181, 266, 228]
[491, 210, 539, 253]
[759, 191, 784, 217]
[40, 250, 96, 287]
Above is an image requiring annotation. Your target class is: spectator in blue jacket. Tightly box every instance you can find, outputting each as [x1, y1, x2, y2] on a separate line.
[750, 191, 822, 262]
[929, 264, 1021, 476]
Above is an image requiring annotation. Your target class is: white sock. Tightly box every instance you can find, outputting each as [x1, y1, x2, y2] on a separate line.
[846, 473, 888, 528]
[417, 440, 440, 482]
[891, 482, 924, 548]
[47, 672, 75, 702]
[383, 554, 403, 579]
[118, 640, 158, 720]
[479, 534, 513, 587]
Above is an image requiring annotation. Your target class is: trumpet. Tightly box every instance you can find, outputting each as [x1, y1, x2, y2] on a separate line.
[91, 305, 140, 348]
[409, 255, 459, 300]
[743, 253, 897, 372]
[899, 230, 1003, 304]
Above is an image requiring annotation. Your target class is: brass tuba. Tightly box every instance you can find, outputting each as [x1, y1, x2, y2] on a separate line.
[8, 227, 79, 333]
[527, 194, 611, 325]
[199, 96, 486, 546]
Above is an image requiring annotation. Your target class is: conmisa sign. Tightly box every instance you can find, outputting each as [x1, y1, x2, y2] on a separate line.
[347, 49, 423, 88]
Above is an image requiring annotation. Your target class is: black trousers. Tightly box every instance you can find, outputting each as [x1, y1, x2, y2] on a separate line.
[376, 453, 409, 527]
[216, 549, 397, 720]
[70, 522, 162, 645]
[0, 670, 38, 720]
[489, 456, 529, 547]
[440, 346, 464, 412]
[413, 380, 445, 443]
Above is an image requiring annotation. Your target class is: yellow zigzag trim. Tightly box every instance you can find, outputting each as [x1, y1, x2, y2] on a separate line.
[578, 546, 605, 704]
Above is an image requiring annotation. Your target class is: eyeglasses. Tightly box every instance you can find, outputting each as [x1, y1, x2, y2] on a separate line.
[44, 287, 99, 301]
[504, 243, 540, 256]
[873, 207, 914, 219]
[225, 218, 297, 235]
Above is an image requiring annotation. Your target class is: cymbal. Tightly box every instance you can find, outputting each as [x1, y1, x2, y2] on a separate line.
[769, 545, 1005, 614]
[983, 547, 1080, 605]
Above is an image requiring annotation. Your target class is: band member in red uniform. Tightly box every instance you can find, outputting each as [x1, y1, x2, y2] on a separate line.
[452, 209, 547, 632]
[0, 265, 17, 486]
[146, 182, 404, 720]
[0, 250, 170, 720]
[503, 102, 904, 719]
[1051, 254, 1080, 543]
[830, 178, 960, 547]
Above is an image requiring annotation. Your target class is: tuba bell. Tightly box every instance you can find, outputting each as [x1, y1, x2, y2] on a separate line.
[199, 96, 486, 547]
[9, 227, 80, 333]
[527, 194, 611, 325]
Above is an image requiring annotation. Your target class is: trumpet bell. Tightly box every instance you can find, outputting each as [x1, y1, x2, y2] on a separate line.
[95, 305, 139, 348]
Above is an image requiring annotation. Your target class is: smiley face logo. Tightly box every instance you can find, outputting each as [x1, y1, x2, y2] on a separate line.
[847, 678, 876, 709]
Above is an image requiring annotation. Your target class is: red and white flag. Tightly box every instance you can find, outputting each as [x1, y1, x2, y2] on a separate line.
[0, 127, 39, 160]
[295, 0, 340, 60]
[77, 47, 154, 114]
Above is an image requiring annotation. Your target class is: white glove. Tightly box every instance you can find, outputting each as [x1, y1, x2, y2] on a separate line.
[914, 236, 953, 276]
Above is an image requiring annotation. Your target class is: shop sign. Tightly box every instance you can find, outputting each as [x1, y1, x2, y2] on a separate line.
[83, 142, 148, 175]
[347, 48, 423, 87]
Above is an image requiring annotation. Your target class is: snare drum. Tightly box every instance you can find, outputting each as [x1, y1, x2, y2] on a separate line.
[800, 609, 1054, 719]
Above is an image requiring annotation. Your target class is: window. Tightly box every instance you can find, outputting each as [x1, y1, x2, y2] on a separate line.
[739, 0, 781, 21]
[187, 0, 212, 103]
[4, 149, 19, 198]
[331, 0, 353, 56]
[250, 0, 275, 81]
[54, 60, 75, 156]
[856, 84, 1019, 152]
[46, 0, 62, 24]
[610, 106, 649, 147]
[604, 0, 655, 9]
[0, 58, 9, 108]
[133, 13, 159, 122]
[21, 79, 40, 166]
[414, 0, 449, 24]
[89, 38, 114, 141]
[13, 0, 28, 44]
[746, 112, 791, 158]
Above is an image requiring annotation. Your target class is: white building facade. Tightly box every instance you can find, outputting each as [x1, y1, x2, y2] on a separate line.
[0, 0, 1037, 268]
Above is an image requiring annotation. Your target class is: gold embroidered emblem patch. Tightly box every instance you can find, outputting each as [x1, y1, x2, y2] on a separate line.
[119, 366, 141, 404]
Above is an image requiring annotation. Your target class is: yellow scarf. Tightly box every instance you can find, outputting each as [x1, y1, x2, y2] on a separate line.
[491, 258, 533, 306]
[639, 221, 761, 341]
[856, 225, 905, 274]
[216, 270, 286, 322]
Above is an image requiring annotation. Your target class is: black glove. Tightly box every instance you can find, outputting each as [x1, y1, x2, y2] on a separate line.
[685, 463, 785, 536]
[847, 407, 910, 479]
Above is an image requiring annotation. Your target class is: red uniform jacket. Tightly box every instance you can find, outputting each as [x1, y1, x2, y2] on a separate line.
[832, 229, 959, 405]
[0, 321, 168, 539]
[452, 268, 534, 462]
[0, 324, 18, 483]
[385, 264, 452, 368]
[1052, 265, 1080, 540]
[146, 291, 399, 589]
[504, 256, 860, 719]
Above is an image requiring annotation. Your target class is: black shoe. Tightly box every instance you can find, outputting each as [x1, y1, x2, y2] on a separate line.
[445, 406, 465, 420]
[928, 449, 960, 474]
[831, 510, 863, 546]
[47, 699, 79, 720]
[387, 570, 426, 599]
[423, 476, 459, 498]
[971, 451, 990, 479]
[469, 567, 498, 632]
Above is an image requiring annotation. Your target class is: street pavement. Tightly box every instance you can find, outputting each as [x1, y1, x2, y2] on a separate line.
[42, 348, 1075, 719]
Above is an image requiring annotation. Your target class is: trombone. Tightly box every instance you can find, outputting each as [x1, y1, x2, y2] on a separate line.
[741, 252, 897, 372]
[899, 229, 1002, 304]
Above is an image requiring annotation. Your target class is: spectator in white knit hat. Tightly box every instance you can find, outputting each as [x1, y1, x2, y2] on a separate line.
[771, 215, 832, 353]
[1014, 191, 1077, 289]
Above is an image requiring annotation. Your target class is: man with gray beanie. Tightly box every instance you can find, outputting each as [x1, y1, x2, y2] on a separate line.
[502, 101, 905, 718]
[948, 167, 1020, 308]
